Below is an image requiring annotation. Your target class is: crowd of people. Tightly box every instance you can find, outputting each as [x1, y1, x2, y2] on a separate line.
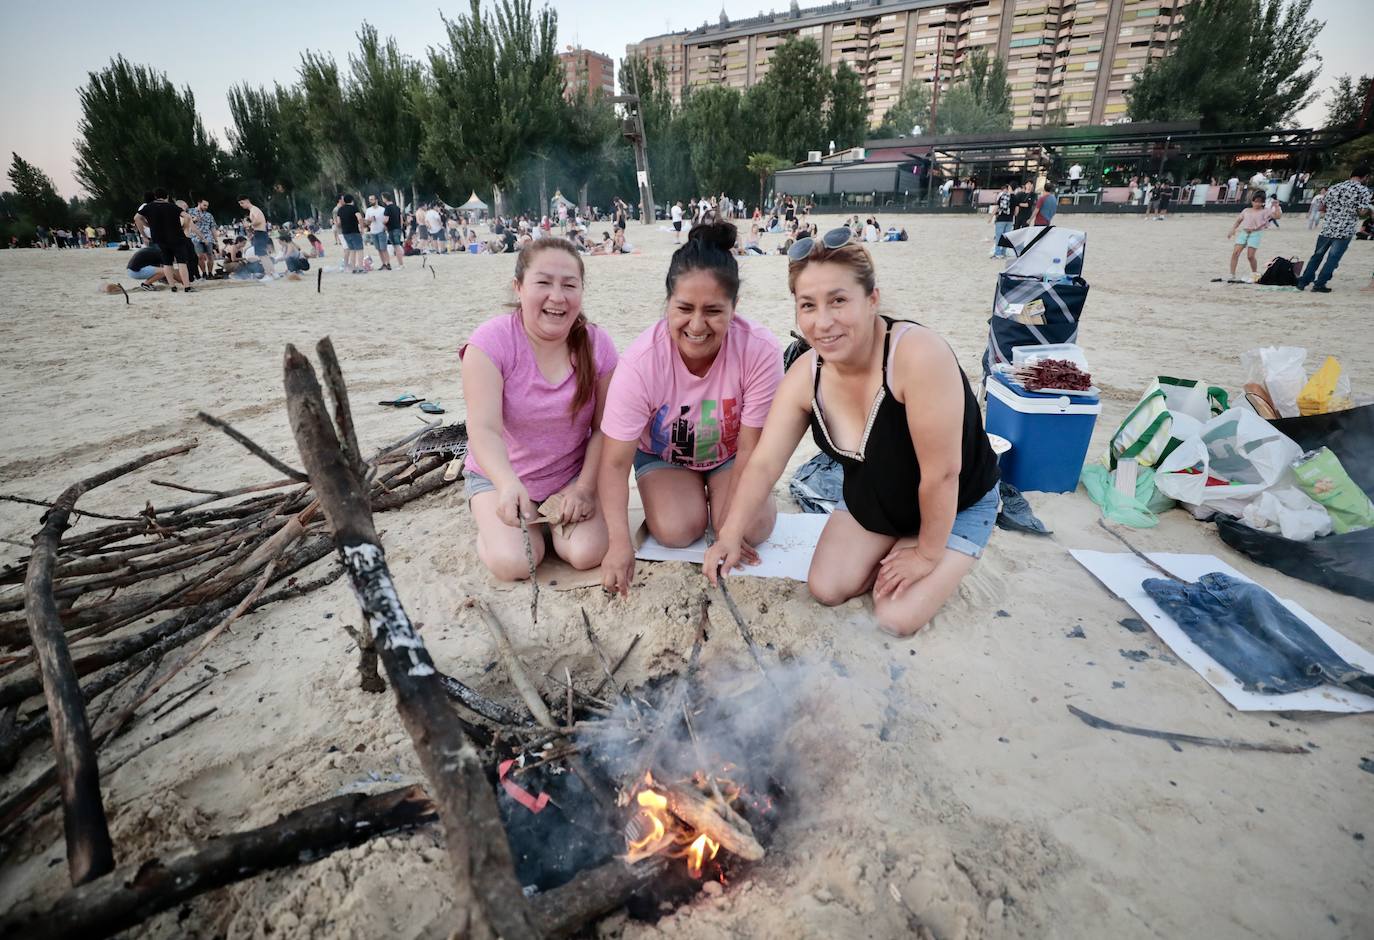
[459, 220, 998, 637]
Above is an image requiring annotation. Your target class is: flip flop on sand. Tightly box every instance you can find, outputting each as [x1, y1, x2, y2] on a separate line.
[378, 393, 425, 407]
[418, 401, 446, 415]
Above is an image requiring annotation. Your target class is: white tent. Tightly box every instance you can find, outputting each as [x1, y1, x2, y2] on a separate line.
[457, 192, 489, 211]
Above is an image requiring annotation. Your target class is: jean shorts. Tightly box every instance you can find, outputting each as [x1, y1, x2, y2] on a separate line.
[837, 484, 1000, 559]
[465, 469, 496, 501]
[343, 233, 364, 251]
[371, 232, 388, 252]
[388, 229, 404, 246]
[1234, 230, 1262, 248]
[632, 450, 736, 480]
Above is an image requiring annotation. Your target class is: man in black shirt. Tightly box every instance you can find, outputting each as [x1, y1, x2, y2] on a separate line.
[1012, 181, 1036, 230]
[336, 194, 365, 273]
[133, 189, 194, 291]
[126, 245, 167, 288]
[381, 193, 405, 269]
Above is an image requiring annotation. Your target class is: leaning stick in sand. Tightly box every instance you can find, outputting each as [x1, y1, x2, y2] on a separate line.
[1066, 705, 1308, 754]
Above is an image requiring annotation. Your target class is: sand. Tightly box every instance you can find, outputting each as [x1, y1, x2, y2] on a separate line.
[0, 215, 1371, 939]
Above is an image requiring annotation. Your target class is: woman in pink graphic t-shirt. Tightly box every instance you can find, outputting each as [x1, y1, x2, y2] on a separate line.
[598, 222, 783, 597]
[461, 239, 618, 581]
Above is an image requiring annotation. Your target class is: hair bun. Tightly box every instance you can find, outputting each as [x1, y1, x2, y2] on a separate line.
[686, 221, 737, 252]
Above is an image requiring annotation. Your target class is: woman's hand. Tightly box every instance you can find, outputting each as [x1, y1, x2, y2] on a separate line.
[601, 540, 636, 597]
[494, 479, 537, 529]
[874, 546, 941, 600]
[703, 534, 758, 585]
[546, 483, 595, 526]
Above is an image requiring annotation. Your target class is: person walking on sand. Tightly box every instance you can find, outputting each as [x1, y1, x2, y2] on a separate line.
[1298, 164, 1373, 293]
[1307, 187, 1326, 229]
[1033, 182, 1059, 226]
[238, 196, 276, 280]
[671, 200, 684, 243]
[364, 195, 389, 270]
[133, 190, 195, 292]
[382, 193, 404, 269]
[1012, 181, 1036, 230]
[188, 199, 217, 278]
[1227, 192, 1279, 282]
[989, 184, 1014, 259]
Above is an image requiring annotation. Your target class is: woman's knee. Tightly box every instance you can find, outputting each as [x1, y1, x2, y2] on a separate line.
[478, 538, 543, 582]
[873, 600, 930, 638]
[559, 533, 608, 571]
[647, 510, 708, 548]
[808, 572, 861, 607]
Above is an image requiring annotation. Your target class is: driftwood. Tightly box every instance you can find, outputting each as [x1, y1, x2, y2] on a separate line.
[25, 443, 194, 885]
[1, 785, 437, 940]
[530, 857, 668, 939]
[470, 598, 556, 729]
[284, 340, 539, 940]
[1066, 705, 1310, 755]
[659, 782, 764, 861]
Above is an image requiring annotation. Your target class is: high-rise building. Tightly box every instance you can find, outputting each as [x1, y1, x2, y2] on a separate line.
[627, 0, 1188, 130]
[558, 47, 615, 99]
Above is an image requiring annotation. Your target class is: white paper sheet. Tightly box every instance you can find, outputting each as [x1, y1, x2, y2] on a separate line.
[635, 512, 830, 582]
[1070, 550, 1374, 713]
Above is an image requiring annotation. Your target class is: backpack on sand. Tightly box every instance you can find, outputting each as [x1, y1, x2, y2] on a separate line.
[1257, 256, 1299, 286]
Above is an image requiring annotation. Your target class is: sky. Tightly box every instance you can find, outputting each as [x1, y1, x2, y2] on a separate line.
[0, 0, 1366, 198]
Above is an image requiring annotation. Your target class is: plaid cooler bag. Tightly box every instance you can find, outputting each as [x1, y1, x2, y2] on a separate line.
[982, 273, 1090, 376]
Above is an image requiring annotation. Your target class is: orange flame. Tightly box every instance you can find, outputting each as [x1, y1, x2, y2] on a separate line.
[686, 833, 720, 878]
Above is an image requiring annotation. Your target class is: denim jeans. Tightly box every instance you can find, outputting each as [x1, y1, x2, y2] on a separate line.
[992, 220, 1012, 256]
[1298, 234, 1351, 288]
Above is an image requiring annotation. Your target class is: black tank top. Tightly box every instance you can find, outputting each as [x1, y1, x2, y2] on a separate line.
[809, 317, 1000, 538]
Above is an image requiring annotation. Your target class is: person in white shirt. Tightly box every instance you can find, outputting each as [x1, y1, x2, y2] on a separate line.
[863, 218, 880, 242]
[1068, 163, 1083, 192]
[424, 205, 445, 253]
[1227, 176, 1240, 201]
[364, 195, 389, 269]
[670, 201, 684, 243]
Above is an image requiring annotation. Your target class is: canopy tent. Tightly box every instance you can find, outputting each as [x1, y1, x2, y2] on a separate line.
[457, 192, 489, 211]
[550, 191, 576, 209]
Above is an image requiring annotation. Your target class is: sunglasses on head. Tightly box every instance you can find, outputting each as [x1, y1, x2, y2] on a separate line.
[787, 226, 856, 261]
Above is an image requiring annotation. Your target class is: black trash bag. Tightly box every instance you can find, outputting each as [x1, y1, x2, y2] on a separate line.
[995, 481, 1051, 535]
[1143, 572, 1374, 695]
[497, 762, 616, 892]
[790, 452, 842, 513]
[1214, 403, 1374, 601]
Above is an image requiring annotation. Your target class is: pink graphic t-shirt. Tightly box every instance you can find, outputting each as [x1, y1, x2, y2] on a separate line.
[460, 312, 618, 501]
[601, 315, 782, 471]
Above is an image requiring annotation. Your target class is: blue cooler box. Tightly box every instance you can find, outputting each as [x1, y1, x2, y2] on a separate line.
[985, 372, 1101, 493]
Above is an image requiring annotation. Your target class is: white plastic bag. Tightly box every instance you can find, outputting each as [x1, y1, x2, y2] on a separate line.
[1154, 407, 1303, 511]
[1240, 487, 1334, 541]
[1241, 346, 1306, 418]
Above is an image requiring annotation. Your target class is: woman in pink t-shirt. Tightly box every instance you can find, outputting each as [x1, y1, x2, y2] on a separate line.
[598, 222, 783, 596]
[461, 239, 618, 580]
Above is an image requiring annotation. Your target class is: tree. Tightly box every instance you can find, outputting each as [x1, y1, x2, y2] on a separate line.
[826, 61, 868, 150]
[7, 153, 67, 228]
[74, 56, 225, 216]
[681, 85, 749, 195]
[562, 86, 622, 209]
[754, 37, 830, 162]
[746, 152, 790, 212]
[227, 84, 284, 203]
[299, 50, 366, 193]
[1128, 0, 1324, 131]
[621, 54, 695, 202]
[873, 81, 931, 138]
[933, 49, 1012, 134]
[423, 0, 562, 215]
[1325, 74, 1372, 129]
[348, 24, 425, 199]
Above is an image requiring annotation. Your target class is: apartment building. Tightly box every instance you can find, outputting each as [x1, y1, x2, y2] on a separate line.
[627, 0, 1188, 130]
[558, 47, 615, 99]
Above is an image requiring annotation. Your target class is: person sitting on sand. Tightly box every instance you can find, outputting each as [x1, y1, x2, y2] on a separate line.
[1227, 192, 1280, 282]
[461, 238, 618, 581]
[598, 222, 782, 596]
[277, 234, 310, 273]
[743, 225, 766, 255]
[703, 227, 1001, 637]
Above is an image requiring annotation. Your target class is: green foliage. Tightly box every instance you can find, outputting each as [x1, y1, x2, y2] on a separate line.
[621, 54, 696, 201]
[1325, 74, 1372, 129]
[681, 85, 749, 195]
[299, 50, 365, 188]
[422, 0, 562, 213]
[826, 61, 868, 150]
[74, 56, 225, 215]
[1332, 133, 1374, 177]
[348, 23, 425, 191]
[933, 49, 1012, 134]
[7, 153, 67, 228]
[562, 86, 622, 206]
[227, 84, 283, 197]
[746, 152, 790, 209]
[873, 81, 931, 138]
[754, 37, 830, 161]
[1128, 0, 1324, 131]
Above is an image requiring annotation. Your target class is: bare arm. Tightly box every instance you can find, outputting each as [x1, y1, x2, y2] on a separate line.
[598, 436, 640, 596]
[713, 424, 763, 528]
[461, 347, 533, 525]
[706, 359, 814, 583]
[573, 371, 614, 497]
[896, 331, 964, 560]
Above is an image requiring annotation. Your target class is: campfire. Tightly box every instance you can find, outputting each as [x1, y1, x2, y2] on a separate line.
[621, 769, 763, 879]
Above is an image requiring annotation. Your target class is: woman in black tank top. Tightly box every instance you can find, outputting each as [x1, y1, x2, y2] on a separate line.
[704, 233, 1000, 638]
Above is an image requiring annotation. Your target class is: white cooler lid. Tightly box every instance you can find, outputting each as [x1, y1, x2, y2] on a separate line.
[987, 375, 1102, 415]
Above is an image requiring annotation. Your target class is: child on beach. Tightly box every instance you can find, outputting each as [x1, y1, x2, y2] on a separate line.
[461, 238, 618, 580]
[1227, 193, 1281, 282]
[598, 222, 782, 597]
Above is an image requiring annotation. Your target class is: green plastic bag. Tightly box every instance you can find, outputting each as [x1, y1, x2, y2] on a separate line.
[1292, 448, 1374, 534]
[1081, 465, 1177, 528]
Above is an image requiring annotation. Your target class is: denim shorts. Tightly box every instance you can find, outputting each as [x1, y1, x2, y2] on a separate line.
[837, 484, 999, 559]
[632, 451, 736, 481]
[371, 232, 388, 252]
[1234, 230, 1262, 248]
[388, 229, 404, 246]
[465, 469, 496, 501]
[343, 233, 364, 251]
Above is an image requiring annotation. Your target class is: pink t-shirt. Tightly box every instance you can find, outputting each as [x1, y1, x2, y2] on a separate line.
[460, 312, 618, 501]
[601, 315, 782, 471]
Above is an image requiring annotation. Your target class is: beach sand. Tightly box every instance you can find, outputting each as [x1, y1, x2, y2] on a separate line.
[0, 215, 1370, 939]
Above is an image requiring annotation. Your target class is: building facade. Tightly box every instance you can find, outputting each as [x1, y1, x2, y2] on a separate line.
[558, 48, 615, 99]
[627, 0, 1187, 130]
